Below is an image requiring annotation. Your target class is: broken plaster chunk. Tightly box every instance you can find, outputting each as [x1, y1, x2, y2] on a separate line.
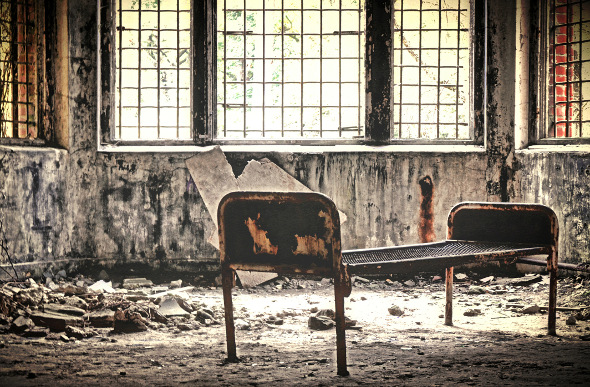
[122, 278, 153, 289]
[88, 280, 115, 294]
[158, 297, 191, 318]
[185, 146, 348, 250]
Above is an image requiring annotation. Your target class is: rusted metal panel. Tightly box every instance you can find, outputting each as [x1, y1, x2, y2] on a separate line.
[219, 191, 342, 271]
[447, 202, 558, 246]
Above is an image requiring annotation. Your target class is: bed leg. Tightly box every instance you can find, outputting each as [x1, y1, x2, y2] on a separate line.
[548, 266, 558, 336]
[445, 266, 454, 326]
[334, 282, 349, 376]
[222, 268, 238, 362]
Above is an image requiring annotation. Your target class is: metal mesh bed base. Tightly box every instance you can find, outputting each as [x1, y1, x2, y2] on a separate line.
[342, 240, 551, 274]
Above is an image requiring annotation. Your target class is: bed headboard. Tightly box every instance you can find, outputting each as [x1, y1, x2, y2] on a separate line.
[447, 202, 558, 246]
[218, 191, 342, 275]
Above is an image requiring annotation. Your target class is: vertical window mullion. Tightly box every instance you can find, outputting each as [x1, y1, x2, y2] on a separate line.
[418, 1, 423, 138]
[281, 0, 285, 138]
[137, 2, 142, 139]
[118, 0, 123, 138]
[455, 0, 461, 139]
[300, 0, 304, 137]
[223, 0, 227, 137]
[552, 1, 556, 137]
[398, 1, 404, 139]
[357, 0, 361, 136]
[319, 1, 323, 138]
[437, 1, 442, 136]
[566, 1, 571, 137]
[157, 3, 161, 138]
[262, 1, 266, 137]
[338, 0, 342, 138]
[176, 0, 180, 138]
[243, 6, 247, 138]
[10, 1, 18, 138]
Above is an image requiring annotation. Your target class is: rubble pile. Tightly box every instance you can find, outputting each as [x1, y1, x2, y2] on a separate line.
[0, 272, 225, 341]
[0, 270, 588, 342]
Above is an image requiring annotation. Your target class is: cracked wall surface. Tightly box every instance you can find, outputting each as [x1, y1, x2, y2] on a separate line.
[0, 0, 589, 277]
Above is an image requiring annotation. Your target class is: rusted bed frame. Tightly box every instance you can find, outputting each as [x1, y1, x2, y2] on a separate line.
[218, 191, 558, 376]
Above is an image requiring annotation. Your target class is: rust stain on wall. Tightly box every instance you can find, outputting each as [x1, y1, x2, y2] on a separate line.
[418, 176, 435, 243]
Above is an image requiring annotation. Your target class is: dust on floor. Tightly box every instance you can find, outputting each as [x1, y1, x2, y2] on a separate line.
[1, 273, 590, 386]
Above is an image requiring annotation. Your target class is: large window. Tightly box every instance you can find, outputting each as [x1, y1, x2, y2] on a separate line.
[0, 0, 37, 139]
[113, 0, 191, 141]
[100, 0, 484, 145]
[392, 0, 472, 140]
[217, 0, 365, 141]
[544, 0, 590, 139]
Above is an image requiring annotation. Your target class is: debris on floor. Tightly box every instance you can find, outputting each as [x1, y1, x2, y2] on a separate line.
[0, 271, 589, 345]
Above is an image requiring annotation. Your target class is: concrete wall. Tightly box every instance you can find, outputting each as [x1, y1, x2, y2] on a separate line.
[0, 0, 588, 278]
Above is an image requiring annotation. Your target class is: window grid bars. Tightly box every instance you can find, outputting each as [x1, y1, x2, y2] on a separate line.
[218, 0, 365, 140]
[392, 0, 470, 140]
[455, 0, 462, 139]
[0, 0, 36, 139]
[115, 1, 190, 140]
[549, 0, 590, 138]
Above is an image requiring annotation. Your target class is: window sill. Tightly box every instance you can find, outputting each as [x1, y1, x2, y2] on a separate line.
[98, 143, 486, 154]
[0, 143, 66, 154]
[517, 144, 590, 154]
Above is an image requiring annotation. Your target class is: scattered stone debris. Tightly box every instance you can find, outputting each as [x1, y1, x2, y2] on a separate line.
[566, 315, 577, 326]
[169, 279, 183, 289]
[467, 285, 487, 295]
[158, 297, 191, 318]
[113, 308, 148, 333]
[123, 278, 154, 289]
[519, 305, 541, 314]
[0, 271, 589, 346]
[455, 273, 468, 281]
[88, 280, 115, 294]
[388, 305, 405, 317]
[463, 309, 482, 317]
[98, 270, 109, 281]
[575, 308, 590, 321]
[496, 274, 543, 286]
[308, 315, 334, 330]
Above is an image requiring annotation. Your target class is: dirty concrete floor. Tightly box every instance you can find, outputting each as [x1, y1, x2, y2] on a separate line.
[1, 276, 590, 386]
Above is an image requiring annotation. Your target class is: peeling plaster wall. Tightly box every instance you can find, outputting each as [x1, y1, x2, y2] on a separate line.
[0, 149, 68, 262]
[0, 0, 589, 275]
[517, 152, 590, 263]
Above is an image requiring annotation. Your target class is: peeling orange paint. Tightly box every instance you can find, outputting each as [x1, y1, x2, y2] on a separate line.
[244, 215, 278, 255]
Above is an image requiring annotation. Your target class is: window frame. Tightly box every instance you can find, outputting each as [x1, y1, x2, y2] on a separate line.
[0, 0, 52, 146]
[386, 0, 486, 145]
[98, 0, 486, 147]
[534, 0, 590, 145]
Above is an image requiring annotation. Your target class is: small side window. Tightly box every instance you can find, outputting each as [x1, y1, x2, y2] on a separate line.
[0, 0, 38, 140]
